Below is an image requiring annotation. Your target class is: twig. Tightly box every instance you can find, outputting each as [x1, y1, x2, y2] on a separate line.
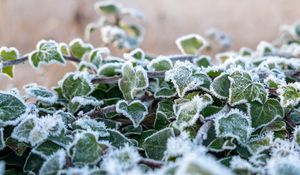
[138, 158, 163, 169]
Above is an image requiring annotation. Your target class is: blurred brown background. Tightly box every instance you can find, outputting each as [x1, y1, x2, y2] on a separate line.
[1, 0, 300, 90]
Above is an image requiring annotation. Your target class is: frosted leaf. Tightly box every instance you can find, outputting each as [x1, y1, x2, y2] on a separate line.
[94, 0, 121, 15]
[0, 128, 5, 150]
[29, 40, 65, 68]
[214, 109, 253, 143]
[156, 100, 174, 119]
[154, 82, 177, 98]
[271, 139, 298, 157]
[256, 41, 276, 56]
[119, 62, 148, 100]
[207, 138, 236, 152]
[98, 62, 122, 77]
[294, 127, 300, 146]
[174, 94, 213, 129]
[89, 48, 110, 68]
[101, 25, 126, 45]
[147, 56, 173, 71]
[64, 166, 90, 175]
[68, 131, 109, 165]
[193, 55, 211, 68]
[39, 149, 66, 175]
[58, 43, 70, 56]
[267, 155, 300, 175]
[32, 140, 63, 159]
[165, 61, 211, 97]
[154, 111, 170, 130]
[102, 129, 133, 148]
[0, 91, 26, 125]
[210, 73, 230, 99]
[69, 38, 93, 59]
[61, 72, 94, 100]
[176, 34, 207, 55]
[176, 151, 234, 175]
[29, 126, 49, 146]
[250, 99, 283, 129]
[116, 100, 148, 128]
[228, 70, 267, 106]
[71, 96, 103, 106]
[277, 83, 300, 107]
[215, 51, 236, 63]
[247, 132, 274, 155]
[0, 47, 19, 78]
[230, 156, 256, 174]
[24, 83, 58, 104]
[239, 47, 253, 57]
[124, 48, 145, 61]
[165, 131, 194, 158]
[74, 116, 109, 137]
[142, 127, 175, 160]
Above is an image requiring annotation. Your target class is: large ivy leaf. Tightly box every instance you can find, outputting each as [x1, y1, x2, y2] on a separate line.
[61, 72, 94, 100]
[210, 73, 230, 99]
[39, 150, 66, 175]
[0, 92, 26, 125]
[69, 39, 93, 59]
[119, 62, 148, 100]
[174, 95, 213, 129]
[147, 56, 173, 71]
[214, 109, 253, 143]
[116, 100, 148, 128]
[29, 40, 65, 68]
[228, 71, 267, 106]
[0, 47, 19, 78]
[24, 83, 58, 104]
[250, 99, 284, 129]
[68, 132, 108, 165]
[165, 61, 211, 97]
[176, 34, 207, 55]
[277, 83, 300, 107]
[142, 128, 175, 160]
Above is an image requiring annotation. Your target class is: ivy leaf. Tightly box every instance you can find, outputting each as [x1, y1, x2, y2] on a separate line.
[147, 56, 173, 71]
[157, 100, 174, 119]
[208, 138, 236, 152]
[68, 132, 108, 165]
[116, 100, 148, 128]
[102, 129, 133, 148]
[0, 91, 26, 125]
[119, 62, 149, 100]
[246, 132, 273, 155]
[165, 61, 211, 97]
[214, 109, 253, 143]
[250, 99, 284, 129]
[29, 40, 65, 68]
[124, 48, 145, 61]
[142, 128, 175, 160]
[174, 95, 213, 129]
[94, 1, 121, 15]
[39, 150, 66, 175]
[69, 39, 93, 59]
[229, 71, 267, 106]
[0, 47, 19, 78]
[154, 82, 177, 98]
[32, 140, 63, 159]
[277, 83, 300, 107]
[210, 73, 230, 99]
[6, 137, 28, 156]
[24, 153, 45, 174]
[89, 48, 110, 68]
[61, 72, 94, 100]
[176, 34, 207, 55]
[24, 83, 58, 104]
[193, 55, 211, 68]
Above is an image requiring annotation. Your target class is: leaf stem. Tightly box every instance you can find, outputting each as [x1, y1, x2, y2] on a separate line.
[138, 158, 163, 169]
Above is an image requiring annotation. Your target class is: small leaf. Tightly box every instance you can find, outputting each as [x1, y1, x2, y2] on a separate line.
[210, 73, 230, 99]
[250, 99, 284, 129]
[61, 72, 94, 100]
[29, 40, 65, 68]
[69, 39, 93, 59]
[193, 55, 211, 68]
[39, 150, 66, 175]
[154, 111, 170, 130]
[165, 61, 211, 97]
[277, 83, 300, 107]
[246, 132, 273, 155]
[32, 140, 63, 159]
[119, 62, 148, 100]
[116, 100, 148, 128]
[59, 43, 70, 56]
[154, 82, 177, 98]
[214, 109, 253, 143]
[124, 48, 145, 61]
[0, 47, 19, 78]
[143, 127, 175, 160]
[0, 91, 26, 125]
[89, 48, 110, 68]
[147, 56, 173, 71]
[229, 71, 267, 106]
[94, 0, 121, 15]
[24, 83, 58, 104]
[102, 129, 133, 148]
[176, 34, 207, 55]
[68, 132, 108, 165]
[6, 137, 28, 156]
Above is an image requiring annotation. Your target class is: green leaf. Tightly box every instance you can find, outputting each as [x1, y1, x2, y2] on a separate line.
[98, 63, 122, 77]
[193, 55, 211, 68]
[250, 99, 284, 129]
[59, 43, 70, 56]
[94, 1, 121, 15]
[6, 137, 28, 156]
[23, 153, 44, 173]
[165, 61, 211, 97]
[246, 132, 273, 155]
[89, 48, 110, 68]
[0, 47, 19, 78]
[119, 62, 148, 100]
[154, 111, 170, 130]
[61, 72, 94, 100]
[157, 100, 174, 119]
[208, 138, 236, 152]
[102, 129, 133, 148]
[228, 71, 267, 106]
[33, 140, 63, 159]
[154, 82, 177, 98]
[277, 83, 300, 107]
[147, 56, 173, 71]
[29, 40, 65, 68]
[174, 95, 213, 129]
[0, 91, 26, 125]
[176, 34, 207, 55]
[39, 150, 65, 175]
[69, 132, 108, 165]
[294, 127, 300, 146]
[24, 83, 57, 104]
[69, 39, 93, 59]
[142, 127, 175, 160]
[124, 48, 145, 61]
[116, 100, 148, 128]
[214, 109, 252, 143]
[210, 73, 230, 99]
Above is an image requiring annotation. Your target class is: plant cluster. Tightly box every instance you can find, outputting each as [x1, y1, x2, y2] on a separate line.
[0, 1, 300, 175]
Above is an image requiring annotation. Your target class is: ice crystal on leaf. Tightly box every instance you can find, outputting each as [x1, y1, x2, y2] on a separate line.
[24, 83, 58, 104]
